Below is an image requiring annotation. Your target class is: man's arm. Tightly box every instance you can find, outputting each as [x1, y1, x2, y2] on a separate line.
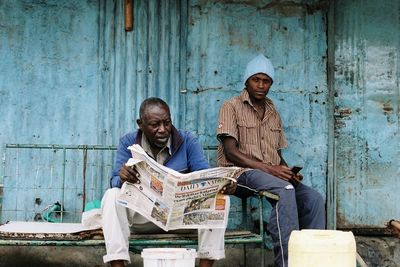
[221, 136, 293, 181]
[185, 131, 210, 171]
[184, 131, 237, 195]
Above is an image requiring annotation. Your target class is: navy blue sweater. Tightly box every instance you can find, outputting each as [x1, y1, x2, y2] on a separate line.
[110, 127, 209, 188]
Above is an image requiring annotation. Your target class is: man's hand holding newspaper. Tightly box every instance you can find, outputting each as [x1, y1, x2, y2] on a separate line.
[117, 145, 241, 231]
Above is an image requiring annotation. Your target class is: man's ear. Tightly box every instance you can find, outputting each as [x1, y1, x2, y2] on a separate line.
[136, 119, 142, 130]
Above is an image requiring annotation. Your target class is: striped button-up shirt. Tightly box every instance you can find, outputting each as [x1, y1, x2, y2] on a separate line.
[217, 89, 288, 167]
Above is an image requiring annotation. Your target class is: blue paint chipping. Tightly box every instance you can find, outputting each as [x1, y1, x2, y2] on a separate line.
[0, 0, 398, 231]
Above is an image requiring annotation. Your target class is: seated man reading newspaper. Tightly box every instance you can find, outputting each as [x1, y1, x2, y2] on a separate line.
[101, 97, 236, 267]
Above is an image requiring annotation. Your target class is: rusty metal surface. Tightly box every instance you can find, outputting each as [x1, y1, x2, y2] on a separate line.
[0, 0, 186, 148]
[0, 0, 329, 230]
[185, 1, 328, 228]
[2, 0, 398, 232]
[334, 0, 400, 228]
[1, 145, 115, 222]
[0, 0, 186, 222]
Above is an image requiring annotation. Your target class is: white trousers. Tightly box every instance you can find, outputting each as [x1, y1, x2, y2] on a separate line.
[101, 188, 228, 263]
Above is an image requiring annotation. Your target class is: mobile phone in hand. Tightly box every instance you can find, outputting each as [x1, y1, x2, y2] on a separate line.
[290, 166, 303, 185]
[291, 166, 303, 175]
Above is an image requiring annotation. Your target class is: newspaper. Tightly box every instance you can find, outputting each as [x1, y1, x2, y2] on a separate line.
[117, 144, 241, 231]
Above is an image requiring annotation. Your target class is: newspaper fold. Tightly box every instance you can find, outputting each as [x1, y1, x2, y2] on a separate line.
[117, 144, 241, 231]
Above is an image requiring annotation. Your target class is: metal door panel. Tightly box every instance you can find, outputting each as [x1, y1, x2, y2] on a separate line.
[334, 0, 400, 228]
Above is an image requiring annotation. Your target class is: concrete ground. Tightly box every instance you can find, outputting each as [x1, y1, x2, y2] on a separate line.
[0, 236, 398, 267]
[355, 236, 400, 267]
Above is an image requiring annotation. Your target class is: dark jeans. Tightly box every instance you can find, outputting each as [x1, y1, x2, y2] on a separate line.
[235, 169, 326, 267]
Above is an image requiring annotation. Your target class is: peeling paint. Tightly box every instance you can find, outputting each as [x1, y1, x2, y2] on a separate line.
[382, 102, 393, 114]
[334, 0, 400, 230]
[258, 0, 329, 16]
[334, 107, 352, 118]
[1, 0, 397, 232]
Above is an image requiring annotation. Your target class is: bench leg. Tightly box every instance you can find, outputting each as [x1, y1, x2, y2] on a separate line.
[259, 196, 265, 267]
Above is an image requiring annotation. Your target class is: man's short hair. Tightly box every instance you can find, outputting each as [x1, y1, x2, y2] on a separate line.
[139, 97, 170, 119]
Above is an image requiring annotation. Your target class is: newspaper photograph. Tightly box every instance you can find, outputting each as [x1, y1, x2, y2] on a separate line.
[117, 144, 241, 231]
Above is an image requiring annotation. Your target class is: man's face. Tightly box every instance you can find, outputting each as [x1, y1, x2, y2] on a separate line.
[137, 104, 172, 148]
[245, 73, 273, 101]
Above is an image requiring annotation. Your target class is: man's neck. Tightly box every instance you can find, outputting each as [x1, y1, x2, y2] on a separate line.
[249, 98, 265, 119]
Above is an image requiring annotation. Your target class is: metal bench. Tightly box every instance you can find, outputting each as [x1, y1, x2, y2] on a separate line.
[0, 144, 279, 266]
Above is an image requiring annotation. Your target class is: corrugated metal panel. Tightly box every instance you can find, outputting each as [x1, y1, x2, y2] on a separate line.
[0, 1, 106, 221]
[0, 0, 101, 145]
[0, 0, 186, 222]
[185, 0, 328, 193]
[184, 0, 329, 228]
[1, 0, 332, 226]
[0, 0, 185, 146]
[98, 0, 187, 144]
[2, 145, 115, 222]
[334, 0, 400, 228]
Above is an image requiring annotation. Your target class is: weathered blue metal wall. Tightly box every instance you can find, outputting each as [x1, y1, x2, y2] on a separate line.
[0, 0, 329, 224]
[0, 0, 187, 222]
[0, 0, 107, 222]
[184, 0, 328, 228]
[333, 0, 400, 228]
[0, 0, 101, 145]
[98, 0, 187, 143]
[0, 0, 185, 146]
[5, 0, 396, 231]
[185, 0, 328, 193]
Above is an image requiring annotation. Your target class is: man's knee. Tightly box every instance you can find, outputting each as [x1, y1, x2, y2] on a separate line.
[307, 190, 324, 207]
[101, 188, 121, 209]
[301, 189, 325, 219]
[312, 191, 325, 214]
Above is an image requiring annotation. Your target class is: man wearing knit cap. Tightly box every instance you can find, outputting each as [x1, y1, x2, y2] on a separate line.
[217, 54, 326, 267]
